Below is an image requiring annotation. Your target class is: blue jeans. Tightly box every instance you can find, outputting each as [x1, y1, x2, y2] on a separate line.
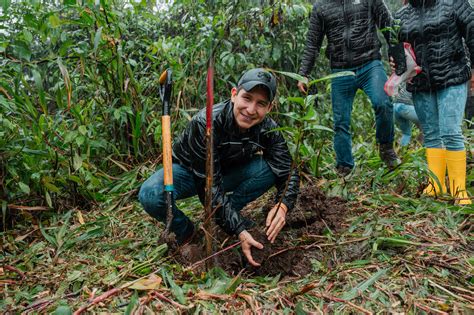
[138, 157, 276, 240]
[393, 103, 419, 146]
[412, 83, 468, 151]
[331, 60, 394, 168]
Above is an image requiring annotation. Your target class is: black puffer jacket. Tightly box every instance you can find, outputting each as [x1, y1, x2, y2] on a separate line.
[299, 0, 392, 75]
[172, 100, 300, 236]
[396, 0, 474, 92]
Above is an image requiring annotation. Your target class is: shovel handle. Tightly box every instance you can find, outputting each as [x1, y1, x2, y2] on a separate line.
[161, 115, 173, 190]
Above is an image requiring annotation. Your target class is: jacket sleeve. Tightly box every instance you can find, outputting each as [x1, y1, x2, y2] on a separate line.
[299, 4, 325, 77]
[455, 0, 474, 67]
[373, 0, 393, 45]
[262, 127, 300, 211]
[187, 119, 253, 236]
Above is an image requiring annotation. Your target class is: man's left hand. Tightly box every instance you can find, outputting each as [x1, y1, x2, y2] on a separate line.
[265, 203, 288, 243]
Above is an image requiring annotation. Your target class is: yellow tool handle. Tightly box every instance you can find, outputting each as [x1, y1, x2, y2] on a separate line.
[161, 115, 173, 186]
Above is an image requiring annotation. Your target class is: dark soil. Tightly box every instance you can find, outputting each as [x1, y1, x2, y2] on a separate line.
[167, 185, 358, 277]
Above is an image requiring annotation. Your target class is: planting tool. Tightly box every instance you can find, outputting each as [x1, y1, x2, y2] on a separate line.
[159, 69, 174, 235]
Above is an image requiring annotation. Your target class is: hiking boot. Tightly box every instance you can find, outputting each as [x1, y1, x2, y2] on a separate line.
[379, 143, 401, 169]
[336, 165, 353, 177]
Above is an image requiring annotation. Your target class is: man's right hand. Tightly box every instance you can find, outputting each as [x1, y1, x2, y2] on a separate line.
[238, 230, 263, 267]
[297, 80, 308, 94]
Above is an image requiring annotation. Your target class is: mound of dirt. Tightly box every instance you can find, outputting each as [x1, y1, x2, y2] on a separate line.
[167, 185, 351, 277]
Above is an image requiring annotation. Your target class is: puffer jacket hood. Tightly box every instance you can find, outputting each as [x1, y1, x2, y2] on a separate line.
[172, 100, 300, 236]
[396, 0, 473, 92]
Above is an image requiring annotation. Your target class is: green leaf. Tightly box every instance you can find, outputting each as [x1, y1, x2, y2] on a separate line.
[19, 182, 30, 195]
[162, 270, 186, 304]
[272, 70, 308, 83]
[40, 224, 58, 247]
[49, 14, 61, 28]
[2, 0, 12, 11]
[225, 275, 241, 293]
[375, 237, 422, 249]
[12, 41, 31, 61]
[45, 191, 53, 208]
[286, 96, 305, 105]
[308, 71, 355, 85]
[125, 291, 139, 315]
[303, 125, 333, 132]
[73, 153, 83, 171]
[23, 30, 33, 43]
[44, 181, 61, 193]
[78, 125, 87, 135]
[75, 136, 85, 146]
[341, 268, 387, 301]
[53, 305, 72, 315]
[93, 27, 103, 53]
[128, 59, 137, 67]
[74, 226, 105, 243]
[23, 13, 36, 27]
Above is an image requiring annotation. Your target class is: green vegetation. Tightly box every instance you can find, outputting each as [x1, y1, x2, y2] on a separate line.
[1, 0, 472, 313]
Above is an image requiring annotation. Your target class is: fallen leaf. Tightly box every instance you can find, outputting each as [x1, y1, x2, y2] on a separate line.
[77, 210, 85, 225]
[15, 229, 38, 242]
[194, 291, 230, 301]
[129, 274, 162, 291]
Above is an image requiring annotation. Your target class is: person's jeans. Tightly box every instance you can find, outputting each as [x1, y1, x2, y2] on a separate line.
[331, 60, 394, 168]
[412, 83, 468, 151]
[393, 102, 419, 146]
[138, 157, 276, 240]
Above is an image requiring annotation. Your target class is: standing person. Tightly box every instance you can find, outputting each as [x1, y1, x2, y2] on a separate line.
[393, 83, 421, 146]
[393, 0, 473, 205]
[297, 0, 400, 176]
[139, 68, 300, 266]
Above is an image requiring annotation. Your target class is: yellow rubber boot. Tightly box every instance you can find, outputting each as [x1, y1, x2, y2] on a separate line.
[446, 150, 472, 205]
[423, 148, 447, 196]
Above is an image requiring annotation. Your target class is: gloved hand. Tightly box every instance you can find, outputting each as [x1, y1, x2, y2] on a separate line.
[389, 43, 407, 76]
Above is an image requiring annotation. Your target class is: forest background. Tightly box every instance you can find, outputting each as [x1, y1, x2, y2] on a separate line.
[1, 0, 473, 313]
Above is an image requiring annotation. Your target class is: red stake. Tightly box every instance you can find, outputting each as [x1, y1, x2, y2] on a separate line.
[204, 56, 215, 262]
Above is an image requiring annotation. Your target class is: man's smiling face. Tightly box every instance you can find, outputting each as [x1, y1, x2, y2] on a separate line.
[231, 85, 273, 132]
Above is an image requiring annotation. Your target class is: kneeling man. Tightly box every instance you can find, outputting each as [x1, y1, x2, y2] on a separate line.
[139, 68, 300, 266]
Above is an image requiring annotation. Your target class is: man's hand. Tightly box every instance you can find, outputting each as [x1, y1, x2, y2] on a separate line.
[297, 80, 308, 94]
[238, 230, 263, 267]
[265, 203, 288, 243]
[389, 56, 396, 74]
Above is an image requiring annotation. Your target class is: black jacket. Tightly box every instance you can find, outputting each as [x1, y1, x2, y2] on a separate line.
[299, 0, 392, 75]
[396, 0, 474, 92]
[172, 100, 300, 236]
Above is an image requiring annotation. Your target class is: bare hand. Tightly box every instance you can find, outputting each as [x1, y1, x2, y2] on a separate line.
[265, 203, 288, 243]
[238, 230, 263, 267]
[389, 56, 396, 74]
[297, 80, 308, 94]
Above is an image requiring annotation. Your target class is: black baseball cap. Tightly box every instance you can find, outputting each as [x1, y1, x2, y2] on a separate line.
[237, 68, 277, 102]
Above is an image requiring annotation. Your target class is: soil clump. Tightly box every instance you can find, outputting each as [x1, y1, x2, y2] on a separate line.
[167, 185, 354, 277]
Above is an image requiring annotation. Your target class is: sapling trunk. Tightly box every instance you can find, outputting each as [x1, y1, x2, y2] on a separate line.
[204, 57, 215, 263]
